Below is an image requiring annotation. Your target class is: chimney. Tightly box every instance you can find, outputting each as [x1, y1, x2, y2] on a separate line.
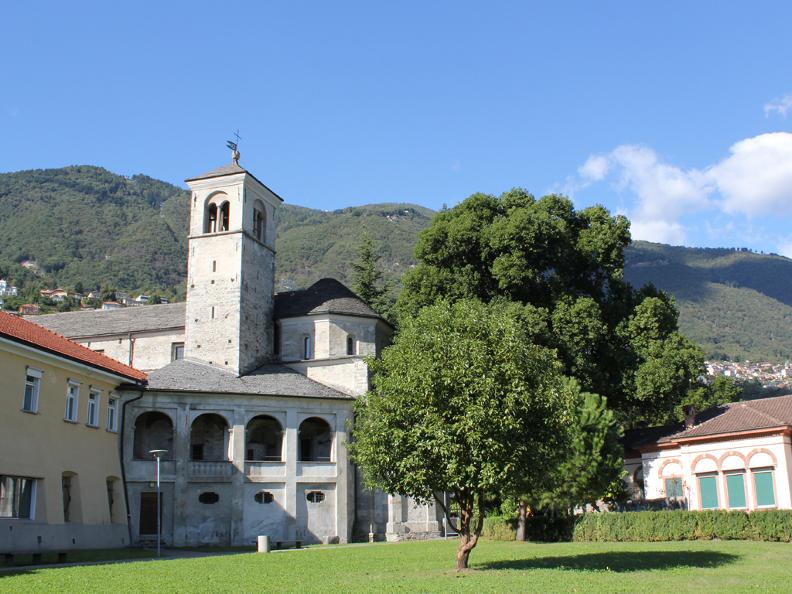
[683, 405, 697, 429]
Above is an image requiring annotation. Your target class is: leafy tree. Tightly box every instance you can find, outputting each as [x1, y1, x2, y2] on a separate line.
[350, 231, 389, 314]
[350, 299, 575, 570]
[396, 190, 708, 427]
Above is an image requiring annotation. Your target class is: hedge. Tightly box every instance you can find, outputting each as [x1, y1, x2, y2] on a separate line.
[482, 510, 792, 542]
[572, 510, 792, 542]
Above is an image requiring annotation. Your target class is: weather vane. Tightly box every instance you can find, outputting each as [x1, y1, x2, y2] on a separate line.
[227, 129, 241, 163]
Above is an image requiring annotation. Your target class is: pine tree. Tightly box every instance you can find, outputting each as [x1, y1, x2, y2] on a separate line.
[351, 231, 388, 314]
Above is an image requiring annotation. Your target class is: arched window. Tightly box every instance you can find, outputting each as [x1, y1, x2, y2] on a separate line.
[133, 411, 174, 460]
[205, 203, 218, 233]
[303, 336, 312, 360]
[299, 417, 333, 462]
[253, 200, 266, 242]
[190, 414, 229, 461]
[219, 202, 230, 231]
[246, 415, 284, 461]
[346, 335, 356, 356]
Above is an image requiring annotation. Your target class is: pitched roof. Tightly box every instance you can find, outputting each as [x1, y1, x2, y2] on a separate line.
[28, 303, 186, 338]
[146, 359, 352, 399]
[0, 311, 147, 382]
[655, 393, 792, 443]
[274, 278, 384, 321]
[184, 161, 284, 202]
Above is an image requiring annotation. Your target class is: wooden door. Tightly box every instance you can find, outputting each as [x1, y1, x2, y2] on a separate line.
[139, 492, 160, 535]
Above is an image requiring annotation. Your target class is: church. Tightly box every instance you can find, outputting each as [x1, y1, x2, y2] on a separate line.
[31, 152, 444, 547]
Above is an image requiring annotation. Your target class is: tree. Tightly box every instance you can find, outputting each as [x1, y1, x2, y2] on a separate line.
[395, 190, 708, 427]
[349, 299, 575, 570]
[350, 231, 389, 315]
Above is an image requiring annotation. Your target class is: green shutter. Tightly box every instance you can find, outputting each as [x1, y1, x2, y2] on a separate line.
[665, 477, 683, 498]
[754, 471, 776, 507]
[698, 475, 719, 509]
[726, 473, 746, 508]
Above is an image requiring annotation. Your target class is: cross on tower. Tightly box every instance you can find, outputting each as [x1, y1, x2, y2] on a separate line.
[227, 129, 242, 163]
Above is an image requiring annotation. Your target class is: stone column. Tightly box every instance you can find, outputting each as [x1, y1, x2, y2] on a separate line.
[335, 410, 351, 543]
[229, 408, 247, 545]
[172, 403, 191, 546]
[386, 494, 405, 542]
[285, 409, 298, 541]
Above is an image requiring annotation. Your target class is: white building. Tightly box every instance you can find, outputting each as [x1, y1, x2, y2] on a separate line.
[624, 394, 792, 511]
[29, 153, 442, 547]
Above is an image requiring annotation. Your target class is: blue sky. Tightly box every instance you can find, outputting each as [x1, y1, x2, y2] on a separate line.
[3, 2, 792, 253]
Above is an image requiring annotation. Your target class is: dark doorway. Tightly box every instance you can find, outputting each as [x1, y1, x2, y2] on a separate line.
[139, 492, 161, 535]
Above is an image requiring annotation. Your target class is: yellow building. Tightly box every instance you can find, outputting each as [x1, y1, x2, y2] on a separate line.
[0, 311, 146, 553]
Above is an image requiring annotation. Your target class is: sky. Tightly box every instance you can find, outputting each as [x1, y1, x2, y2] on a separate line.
[2, 2, 792, 254]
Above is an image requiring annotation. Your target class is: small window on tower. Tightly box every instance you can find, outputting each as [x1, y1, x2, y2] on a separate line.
[171, 343, 184, 361]
[219, 202, 230, 231]
[346, 335, 356, 356]
[206, 203, 218, 233]
[303, 336, 312, 360]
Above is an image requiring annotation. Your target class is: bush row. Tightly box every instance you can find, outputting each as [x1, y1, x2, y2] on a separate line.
[572, 510, 792, 542]
[482, 510, 792, 542]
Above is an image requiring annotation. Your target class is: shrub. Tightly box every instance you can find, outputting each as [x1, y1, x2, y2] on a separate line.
[482, 515, 517, 541]
[572, 509, 792, 542]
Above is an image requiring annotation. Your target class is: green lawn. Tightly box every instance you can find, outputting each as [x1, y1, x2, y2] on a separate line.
[2, 539, 791, 593]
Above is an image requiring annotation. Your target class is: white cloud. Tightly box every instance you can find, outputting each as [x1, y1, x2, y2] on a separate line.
[568, 132, 792, 245]
[578, 154, 610, 181]
[708, 132, 792, 216]
[764, 95, 792, 118]
[776, 239, 792, 259]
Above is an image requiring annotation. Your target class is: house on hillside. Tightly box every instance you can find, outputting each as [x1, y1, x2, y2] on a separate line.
[624, 395, 792, 511]
[0, 311, 146, 554]
[18, 304, 39, 315]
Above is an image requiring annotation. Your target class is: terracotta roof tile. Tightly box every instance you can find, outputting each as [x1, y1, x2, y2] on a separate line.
[656, 393, 792, 443]
[0, 311, 147, 382]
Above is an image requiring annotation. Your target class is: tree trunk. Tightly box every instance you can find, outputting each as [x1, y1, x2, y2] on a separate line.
[516, 500, 527, 542]
[454, 490, 485, 571]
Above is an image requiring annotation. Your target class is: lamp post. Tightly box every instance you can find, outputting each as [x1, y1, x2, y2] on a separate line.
[149, 449, 167, 557]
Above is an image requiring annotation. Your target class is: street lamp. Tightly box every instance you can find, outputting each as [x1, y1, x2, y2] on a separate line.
[149, 449, 168, 557]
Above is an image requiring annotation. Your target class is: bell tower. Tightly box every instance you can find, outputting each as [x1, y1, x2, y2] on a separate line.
[183, 149, 282, 376]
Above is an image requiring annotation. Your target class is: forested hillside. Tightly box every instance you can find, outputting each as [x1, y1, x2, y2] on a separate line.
[2, 165, 792, 362]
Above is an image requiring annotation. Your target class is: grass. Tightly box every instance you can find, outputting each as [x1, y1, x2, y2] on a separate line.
[0, 547, 155, 567]
[1, 539, 791, 593]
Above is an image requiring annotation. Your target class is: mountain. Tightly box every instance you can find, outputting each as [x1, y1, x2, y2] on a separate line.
[2, 165, 792, 362]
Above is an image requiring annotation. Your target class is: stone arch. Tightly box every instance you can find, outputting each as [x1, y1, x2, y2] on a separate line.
[190, 413, 230, 461]
[657, 458, 683, 478]
[203, 191, 229, 233]
[219, 201, 230, 231]
[246, 415, 283, 461]
[299, 417, 333, 462]
[747, 448, 777, 468]
[133, 411, 174, 460]
[718, 450, 748, 471]
[691, 453, 719, 474]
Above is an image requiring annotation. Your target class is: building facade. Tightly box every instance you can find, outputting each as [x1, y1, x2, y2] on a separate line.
[31, 154, 443, 546]
[624, 394, 792, 512]
[0, 312, 146, 553]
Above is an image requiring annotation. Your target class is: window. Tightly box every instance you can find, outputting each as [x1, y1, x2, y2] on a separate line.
[107, 397, 118, 432]
[664, 477, 683, 500]
[253, 208, 266, 242]
[0, 475, 35, 519]
[254, 491, 274, 504]
[219, 202, 230, 231]
[306, 491, 325, 504]
[23, 367, 42, 413]
[753, 469, 776, 507]
[698, 474, 719, 509]
[171, 342, 185, 361]
[303, 336, 312, 360]
[64, 381, 80, 422]
[106, 479, 115, 518]
[725, 472, 747, 508]
[87, 389, 100, 427]
[62, 475, 72, 522]
[199, 492, 219, 504]
[346, 335, 356, 356]
[206, 203, 218, 233]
